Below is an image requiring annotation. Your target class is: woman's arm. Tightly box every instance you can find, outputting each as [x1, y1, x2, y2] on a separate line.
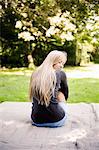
[60, 71, 69, 100]
[57, 91, 65, 102]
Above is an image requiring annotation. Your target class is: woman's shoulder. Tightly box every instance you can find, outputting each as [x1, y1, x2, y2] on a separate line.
[56, 70, 66, 79]
[56, 70, 66, 76]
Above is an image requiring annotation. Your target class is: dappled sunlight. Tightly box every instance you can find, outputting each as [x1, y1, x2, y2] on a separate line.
[0, 68, 32, 76]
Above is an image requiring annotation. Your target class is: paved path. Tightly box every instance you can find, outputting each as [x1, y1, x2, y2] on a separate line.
[66, 64, 99, 78]
[0, 102, 99, 150]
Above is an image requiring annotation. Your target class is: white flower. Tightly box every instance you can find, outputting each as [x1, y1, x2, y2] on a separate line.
[46, 26, 60, 37]
[86, 23, 93, 30]
[94, 16, 99, 21]
[92, 37, 97, 43]
[18, 31, 35, 41]
[33, 31, 42, 36]
[46, 26, 55, 37]
[60, 31, 74, 41]
[15, 21, 22, 29]
[0, 5, 2, 9]
[23, 26, 27, 30]
[21, 13, 27, 18]
[60, 32, 67, 39]
[48, 16, 61, 26]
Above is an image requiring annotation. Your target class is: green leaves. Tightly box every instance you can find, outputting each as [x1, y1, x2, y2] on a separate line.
[0, 0, 98, 67]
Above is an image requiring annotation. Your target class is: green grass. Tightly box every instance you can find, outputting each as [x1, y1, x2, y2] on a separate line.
[0, 74, 30, 102]
[68, 78, 99, 103]
[0, 73, 99, 103]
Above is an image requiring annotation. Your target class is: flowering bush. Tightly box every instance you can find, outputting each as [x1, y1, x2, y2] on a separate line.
[0, 0, 98, 67]
[46, 11, 76, 43]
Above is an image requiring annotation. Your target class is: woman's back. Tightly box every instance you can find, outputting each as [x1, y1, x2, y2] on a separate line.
[31, 70, 68, 124]
[30, 50, 69, 127]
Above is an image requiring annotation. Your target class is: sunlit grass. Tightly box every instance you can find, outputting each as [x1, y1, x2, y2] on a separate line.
[68, 78, 99, 103]
[0, 73, 99, 103]
[0, 74, 29, 102]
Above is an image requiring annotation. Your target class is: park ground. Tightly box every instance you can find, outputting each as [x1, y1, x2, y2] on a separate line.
[0, 63, 99, 103]
[0, 102, 99, 150]
[0, 63, 99, 150]
[1, 63, 99, 78]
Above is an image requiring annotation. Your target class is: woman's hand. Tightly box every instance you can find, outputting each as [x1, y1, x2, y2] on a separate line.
[57, 91, 65, 102]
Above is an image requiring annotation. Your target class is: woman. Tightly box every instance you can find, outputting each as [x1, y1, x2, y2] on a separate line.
[29, 50, 69, 127]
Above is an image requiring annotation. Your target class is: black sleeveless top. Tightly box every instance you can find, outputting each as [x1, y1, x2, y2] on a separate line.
[31, 70, 69, 123]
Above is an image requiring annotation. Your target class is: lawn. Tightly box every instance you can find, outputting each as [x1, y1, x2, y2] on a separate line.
[0, 74, 30, 102]
[68, 78, 99, 103]
[0, 71, 99, 103]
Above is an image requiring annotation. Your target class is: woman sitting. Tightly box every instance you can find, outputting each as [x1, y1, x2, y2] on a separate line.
[29, 50, 69, 127]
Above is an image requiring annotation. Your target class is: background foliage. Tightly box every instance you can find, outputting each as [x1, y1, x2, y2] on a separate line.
[0, 0, 99, 68]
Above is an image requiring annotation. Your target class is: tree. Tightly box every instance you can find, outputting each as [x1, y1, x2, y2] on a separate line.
[0, 0, 98, 67]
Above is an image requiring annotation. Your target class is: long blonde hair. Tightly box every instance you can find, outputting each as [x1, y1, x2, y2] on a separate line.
[29, 50, 67, 106]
